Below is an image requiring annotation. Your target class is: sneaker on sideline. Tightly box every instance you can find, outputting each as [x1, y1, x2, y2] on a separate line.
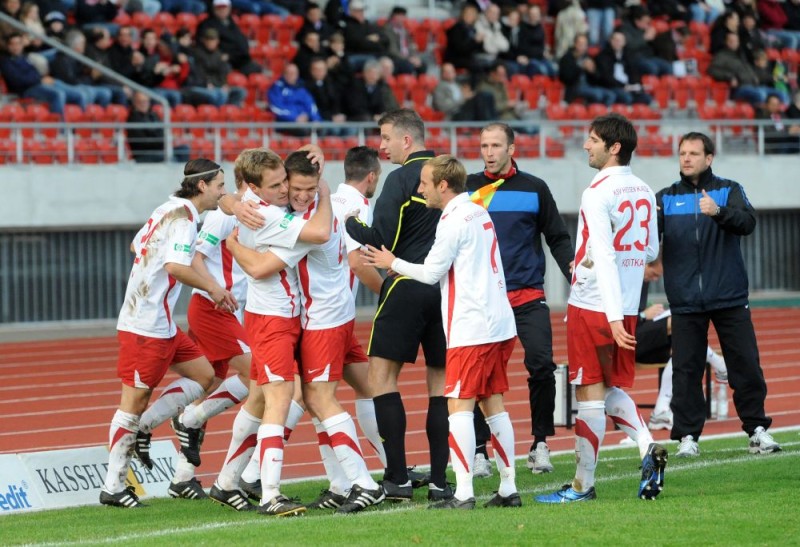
[379, 479, 413, 501]
[526, 443, 554, 474]
[473, 453, 493, 478]
[648, 410, 673, 430]
[427, 482, 455, 502]
[209, 484, 255, 512]
[168, 478, 208, 500]
[238, 478, 262, 502]
[133, 431, 153, 470]
[749, 426, 781, 454]
[428, 497, 475, 510]
[336, 484, 385, 514]
[99, 486, 146, 508]
[307, 489, 347, 510]
[535, 484, 596, 504]
[171, 415, 202, 467]
[676, 435, 700, 458]
[258, 495, 306, 517]
[484, 492, 522, 508]
[638, 443, 668, 500]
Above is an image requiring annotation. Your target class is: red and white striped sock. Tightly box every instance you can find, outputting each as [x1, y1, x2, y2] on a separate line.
[257, 423, 285, 502]
[574, 401, 606, 492]
[216, 407, 260, 491]
[485, 410, 517, 498]
[448, 410, 475, 501]
[313, 418, 350, 496]
[183, 375, 248, 429]
[355, 398, 387, 468]
[103, 409, 139, 493]
[324, 412, 378, 490]
[605, 387, 653, 459]
[139, 378, 204, 434]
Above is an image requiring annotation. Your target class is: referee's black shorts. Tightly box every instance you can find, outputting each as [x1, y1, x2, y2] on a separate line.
[367, 276, 446, 367]
[635, 319, 671, 364]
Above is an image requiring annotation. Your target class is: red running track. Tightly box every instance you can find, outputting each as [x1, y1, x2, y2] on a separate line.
[1, 308, 798, 484]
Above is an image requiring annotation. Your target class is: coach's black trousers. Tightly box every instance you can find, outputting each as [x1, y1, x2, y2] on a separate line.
[670, 305, 772, 441]
[513, 299, 557, 439]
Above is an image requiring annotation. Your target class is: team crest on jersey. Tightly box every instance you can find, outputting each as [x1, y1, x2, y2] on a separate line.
[279, 214, 294, 229]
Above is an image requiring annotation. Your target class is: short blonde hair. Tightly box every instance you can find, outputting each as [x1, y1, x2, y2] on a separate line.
[426, 154, 466, 193]
[234, 148, 283, 188]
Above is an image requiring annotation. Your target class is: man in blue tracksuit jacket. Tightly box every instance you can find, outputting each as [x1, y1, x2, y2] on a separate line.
[656, 131, 780, 458]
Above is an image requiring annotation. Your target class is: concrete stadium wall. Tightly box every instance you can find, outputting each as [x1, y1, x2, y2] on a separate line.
[3, 156, 799, 229]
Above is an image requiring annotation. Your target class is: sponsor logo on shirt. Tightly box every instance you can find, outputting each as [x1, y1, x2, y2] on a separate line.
[198, 230, 220, 245]
[173, 244, 192, 253]
[279, 214, 294, 230]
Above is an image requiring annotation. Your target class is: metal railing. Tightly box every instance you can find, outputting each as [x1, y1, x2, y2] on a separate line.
[1, 118, 798, 164]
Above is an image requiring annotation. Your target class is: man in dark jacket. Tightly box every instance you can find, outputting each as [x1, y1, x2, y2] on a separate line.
[444, 3, 488, 74]
[593, 30, 652, 105]
[466, 122, 573, 475]
[500, 5, 555, 77]
[342, 0, 387, 71]
[197, 0, 263, 75]
[126, 91, 189, 162]
[186, 27, 246, 107]
[558, 33, 615, 105]
[656, 131, 780, 458]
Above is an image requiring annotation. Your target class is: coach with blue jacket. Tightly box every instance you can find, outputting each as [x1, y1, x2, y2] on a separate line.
[656, 131, 780, 458]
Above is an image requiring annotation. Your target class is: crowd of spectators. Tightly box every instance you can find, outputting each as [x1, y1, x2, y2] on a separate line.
[1, 0, 800, 157]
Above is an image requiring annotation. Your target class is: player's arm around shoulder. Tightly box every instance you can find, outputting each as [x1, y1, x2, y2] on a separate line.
[298, 180, 332, 244]
[225, 227, 289, 280]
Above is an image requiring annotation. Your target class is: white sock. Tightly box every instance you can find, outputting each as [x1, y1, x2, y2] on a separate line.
[355, 398, 387, 467]
[605, 387, 653, 460]
[706, 347, 727, 378]
[240, 452, 260, 485]
[448, 410, 475, 501]
[574, 401, 606, 492]
[284, 400, 305, 441]
[653, 359, 673, 415]
[313, 418, 350, 496]
[485, 411, 517, 498]
[139, 378, 205, 434]
[183, 375, 249, 429]
[103, 410, 139, 493]
[173, 453, 196, 483]
[216, 408, 260, 491]
[324, 412, 378, 490]
[258, 423, 284, 502]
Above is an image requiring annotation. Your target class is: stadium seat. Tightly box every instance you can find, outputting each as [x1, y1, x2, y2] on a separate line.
[195, 105, 220, 138]
[76, 139, 100, 164]
[153, 12, 177, 36]
[131, 12, 152, 30]
[456, 135, 481, 159]
[260, 14, 281, 43]
[610, 104, 631, 117]
[176, 12, 199, 34]
[711, 81, 730, 105]
[237, 13, 261, 41]
[191, 138, 214, 159]
[587, 103, 608, 119]
[544, 78, 564, 105]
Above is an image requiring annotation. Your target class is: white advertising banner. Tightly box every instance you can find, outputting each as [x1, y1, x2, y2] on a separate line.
[0, 454, 45, 514]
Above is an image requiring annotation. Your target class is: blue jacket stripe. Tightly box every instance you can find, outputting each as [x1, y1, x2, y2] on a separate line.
[487, 191, 539, 213]
[662, 188, 730, 215]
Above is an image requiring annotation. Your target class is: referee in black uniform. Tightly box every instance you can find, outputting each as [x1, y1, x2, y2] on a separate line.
[345, 109, 450, 502]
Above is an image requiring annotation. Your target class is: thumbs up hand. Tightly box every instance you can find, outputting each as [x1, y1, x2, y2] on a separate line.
[699, 189, 719, 217]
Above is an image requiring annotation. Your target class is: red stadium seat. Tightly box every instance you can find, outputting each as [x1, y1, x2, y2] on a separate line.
[260, 14, 281, 43]
[175, 12, 199, 34]
[237, 13, 261, 41]
[152, 12, 177, 36]
[131, 12, 152, 31]
[76, 138, 100, 164]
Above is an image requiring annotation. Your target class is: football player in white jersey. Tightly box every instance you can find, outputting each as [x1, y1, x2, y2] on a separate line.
[165, 162, 254, 500]
[536, 113, 667, 504]
[215, 148, 332, 517]
[100, 159, 235, 508]
[364, 155, 520, 510]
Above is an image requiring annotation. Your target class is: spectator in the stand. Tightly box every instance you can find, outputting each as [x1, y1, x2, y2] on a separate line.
[759, 0, 800, 51]
[433, 61, 497, 121]
[647, 0, 692, 24]
[159, 0, 205, 15]
[126, 90, 189, 162]
[618, 5, 673, 76]
[786, 88, 800, 118]
[759, 93, 800, 153]
[86, 27, 130, 105]
[19, 2, 47, 53]
[43, 10, 69, 43]
[186, 27, 246, 107]
[137, 30, 184, 107]
[345, 58, 398, 122]
[687, 0, 724, 25]
[230, 0, 288, 17]
[710, 9, 740, 54]
[298, 2, 334, 46]
[342, 0, 387, 71]
[305, 56, 350, 135]
[267, 62, 321, 135]
[708, 31, 779, 107]
[323, 0, 346, 29]
[752, 48, 790, 103]
[782, 0, 800, 41]
[381, 6, 427, 75]
[197, 0, 263, 75]
[475, 3, 509, 66]
[325, 31, 355, 93]
[109, 25, 139, 81]
[293, 30, 323, 81]
[594, 30, 652, 105]
[1, 0, 22, 40]
[585, 0, 616, 48]
[501, 4, 556, 77]
[49, 29, 113, 107]
[740, 12, 771, 63]
[445, 3, 490, 74]
[75, 0, 119, 35]
[559, 33, 615, 106]
[555, 0, 589, 59]
[154, 37, 189, 106]
[476, 61, 526, 122]
[0, 32, 84, 115]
